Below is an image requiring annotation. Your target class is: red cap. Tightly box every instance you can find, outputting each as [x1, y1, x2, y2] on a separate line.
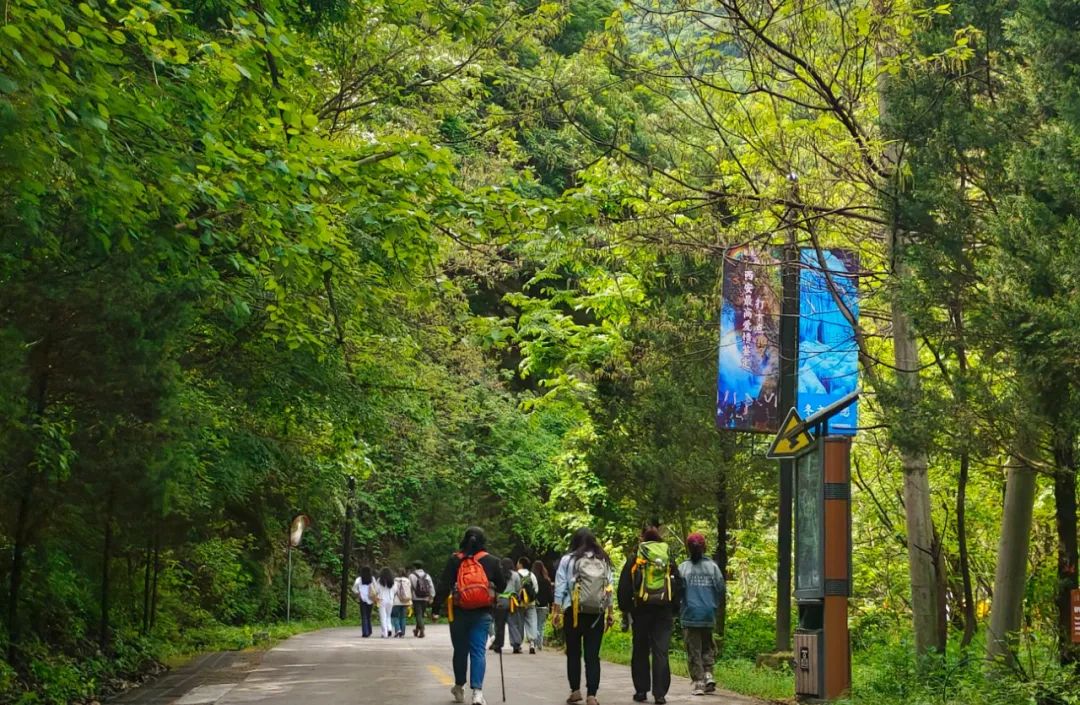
[686, 532, 707, 549]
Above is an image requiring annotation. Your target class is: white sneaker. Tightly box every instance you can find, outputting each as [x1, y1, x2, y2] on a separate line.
[691, 681, 705, 696]
[471, 689, 486, 705]
[451, 685, 465, 703]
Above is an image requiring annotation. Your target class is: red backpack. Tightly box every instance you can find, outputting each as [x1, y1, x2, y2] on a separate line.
[453, 550, 494, 610]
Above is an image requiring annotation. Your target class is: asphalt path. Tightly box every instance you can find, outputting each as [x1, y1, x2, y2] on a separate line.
[116, 625, 766, 705]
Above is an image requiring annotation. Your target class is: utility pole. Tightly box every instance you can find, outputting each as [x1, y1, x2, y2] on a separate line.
[777, 190, 801, 652]
[339, 475, 356, 621]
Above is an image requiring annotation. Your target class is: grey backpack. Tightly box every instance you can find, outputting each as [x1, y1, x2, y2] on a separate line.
[572, 553, 611, 615]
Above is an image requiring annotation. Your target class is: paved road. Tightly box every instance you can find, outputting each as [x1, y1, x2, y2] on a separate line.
[117, 626, 766, 705]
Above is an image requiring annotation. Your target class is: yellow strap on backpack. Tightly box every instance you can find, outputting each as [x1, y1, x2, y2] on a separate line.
[509, 595, 518, 614]
[572, 585, 580, 628]
[447, 595, 455, 623]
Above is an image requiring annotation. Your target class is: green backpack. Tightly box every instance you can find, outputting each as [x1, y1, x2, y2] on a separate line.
[632, 541, 672, 605]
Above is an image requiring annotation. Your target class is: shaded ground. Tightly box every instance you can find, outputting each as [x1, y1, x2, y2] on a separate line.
[113, 625, 768, 705]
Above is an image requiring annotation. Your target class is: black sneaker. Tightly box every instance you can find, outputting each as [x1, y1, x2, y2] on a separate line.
[529, 647, 536, 655]
[654, 698, 666, 704]
[633, 694, 648, 703]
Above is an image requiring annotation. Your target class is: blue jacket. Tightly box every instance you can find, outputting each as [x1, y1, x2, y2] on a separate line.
[677, 557, 725, 627]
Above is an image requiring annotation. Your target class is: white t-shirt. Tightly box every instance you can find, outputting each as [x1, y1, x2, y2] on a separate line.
[393, 576, 413, 606]
[410, 570, 436, 601]
[351, 577, 373, 604]
[516, 568, 539, 596]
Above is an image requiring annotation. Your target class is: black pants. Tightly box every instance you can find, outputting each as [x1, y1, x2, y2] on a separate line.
[631, 607, 673, 698]
[360, 601, 373, 637]
[491, 600, 509, 650]
[565, 613, 605, 696]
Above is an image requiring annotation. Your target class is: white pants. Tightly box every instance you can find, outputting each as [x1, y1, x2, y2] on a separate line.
[378, 601, 394, 637]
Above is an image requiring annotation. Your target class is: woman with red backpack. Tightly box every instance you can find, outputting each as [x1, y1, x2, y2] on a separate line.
[439, 527, 507, 705]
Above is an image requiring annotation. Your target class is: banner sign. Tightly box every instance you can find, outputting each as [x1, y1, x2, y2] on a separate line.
[798, 249, 859, 434]
[717, 246, 783, 432]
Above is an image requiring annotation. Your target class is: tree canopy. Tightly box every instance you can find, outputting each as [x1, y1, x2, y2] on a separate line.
[2, 1, 1080, 703]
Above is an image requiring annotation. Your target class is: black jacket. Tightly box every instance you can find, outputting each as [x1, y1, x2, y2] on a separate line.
[436, 551, 507, 612]
[618, 556, 682, 615]
[535, 573, 554, 607]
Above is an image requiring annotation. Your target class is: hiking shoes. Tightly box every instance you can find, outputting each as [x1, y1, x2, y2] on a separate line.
[566, 691, 583, 704]
[632, 694, 648, 703]
[704, 679, 716, 694]
[691, 682, 705, 696]
[451, 685, 465, 703]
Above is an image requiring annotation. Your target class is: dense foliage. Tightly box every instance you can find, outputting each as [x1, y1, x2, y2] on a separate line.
[2, 0, 1079, 703]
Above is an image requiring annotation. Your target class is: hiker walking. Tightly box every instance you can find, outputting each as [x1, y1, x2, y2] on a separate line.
[373, 567, 397, 638]
[532, 559, 554, 652]
[618, 527, 681, 704]
[516, 557, 540, 654]
[410, 560, 436, 638]
[552, 528, 615, 705]
[678, 533, 726, 696]
[490, 557, 524, 653]
[439, 526, 507, 705]
[392, 567, 413, 638]
[351, 565, 375, 638]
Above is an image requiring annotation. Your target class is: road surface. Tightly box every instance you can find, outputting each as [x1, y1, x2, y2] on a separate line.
[115, 625, 766, 705]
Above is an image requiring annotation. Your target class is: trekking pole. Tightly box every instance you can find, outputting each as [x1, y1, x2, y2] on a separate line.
[499, 645, 506, 702]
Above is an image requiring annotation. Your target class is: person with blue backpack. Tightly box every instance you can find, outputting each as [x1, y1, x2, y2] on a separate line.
[677, 532, 726, 696]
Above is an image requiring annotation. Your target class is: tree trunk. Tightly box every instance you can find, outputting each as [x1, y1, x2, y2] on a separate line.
[714, 472, 730, 651]
[958, 451, 977, 647]
[933, 525, 949, 650]
[6, 334, 51, 661]
[142, 539, 152, 635]
[952, 298, 977, 648]
[987, 455, 1038, 669]
[876, 5, 943, 655]
[150, 529, 161, 630]
[1052, 431, 1079, 667]
[891, 275, 943, 655]
[339, 476, 356, 621]
[100, 488, 115, 653]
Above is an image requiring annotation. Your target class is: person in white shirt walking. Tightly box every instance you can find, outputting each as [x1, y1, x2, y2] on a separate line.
[372, 567, 397, 638]
[409, 560, 436, 638]
[351, 566, 375, 637]
[516, 557, 540, 653]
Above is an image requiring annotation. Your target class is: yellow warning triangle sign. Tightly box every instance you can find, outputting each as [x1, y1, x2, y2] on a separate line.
[766, 408, 815, 459]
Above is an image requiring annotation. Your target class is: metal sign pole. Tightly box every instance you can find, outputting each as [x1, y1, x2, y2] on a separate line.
[777, 242, 800, 652]
[287, 543, 293, 624]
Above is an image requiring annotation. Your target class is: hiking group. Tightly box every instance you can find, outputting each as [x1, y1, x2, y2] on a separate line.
[356, 524, 725, 705]
[351, 561, 436, 638]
